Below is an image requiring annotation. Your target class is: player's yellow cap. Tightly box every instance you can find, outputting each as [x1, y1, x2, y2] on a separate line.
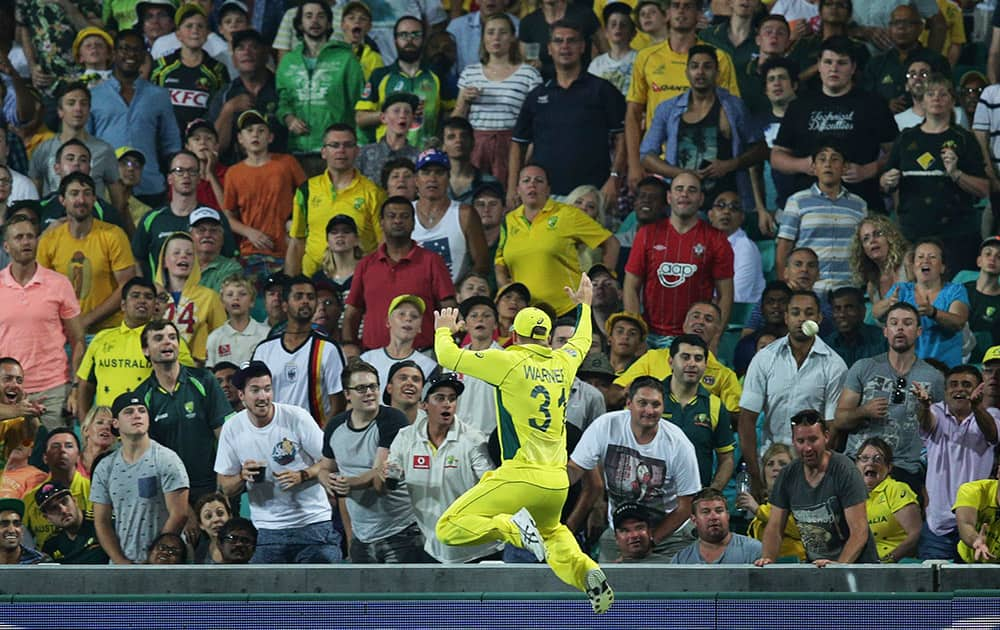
[511, 307, 551, 340]
[983, 345, 1000, 364]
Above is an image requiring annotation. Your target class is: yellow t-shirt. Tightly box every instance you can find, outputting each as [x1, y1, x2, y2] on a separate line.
[495, 199, 611, 316]
[627, 38, 741, 129]
[613, 348, 743, 412]
[77, 321, 196, 407]
[435, 305, 591, 468]
[289, 169, 385, 276]
[359, 44, 384, 80]
[954, 478, 1000, 563]
[866, 476, 918, 561]
[23, 472, 92, 548]
[36, 220, 135, 334]
[919, 0, 966, 55]
[748, 501, 807, 561]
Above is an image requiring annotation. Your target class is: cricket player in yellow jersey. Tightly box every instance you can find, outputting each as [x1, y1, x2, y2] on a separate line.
[434, 274, 614, 615]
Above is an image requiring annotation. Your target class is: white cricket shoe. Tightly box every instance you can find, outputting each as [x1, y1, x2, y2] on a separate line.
[511, 507, 546, 562]
[586, 568, 614, 614]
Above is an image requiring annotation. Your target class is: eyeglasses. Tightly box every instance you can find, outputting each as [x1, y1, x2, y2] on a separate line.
[395, 30, 423, 41]
[892, 377, 907, 405]
[222, 534, 255, 545]
[120, 158, 143, 168]
[789, 411, 823, 426]
[964, 87, 984, 95]
[323, 141, 357, 150]
[0, 518, 22, 528]
[155, 544, 182, 556]
[347, 383, 379, 394]
[861, 229, 885, 244]
[712, 200, 741, 211]
[170, 167, 199, 176]
[905, 70, 930, 79]
[856, 454, 886, 464]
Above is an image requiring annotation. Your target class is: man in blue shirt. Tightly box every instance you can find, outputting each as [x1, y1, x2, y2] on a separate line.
[88, 30, 181, 206]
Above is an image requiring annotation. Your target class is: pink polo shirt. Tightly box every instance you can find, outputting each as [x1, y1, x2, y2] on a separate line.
[0, 265, 80, 392]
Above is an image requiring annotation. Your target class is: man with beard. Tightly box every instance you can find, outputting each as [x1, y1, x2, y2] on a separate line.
[913, 365, 1000, 559]
[0, 498, 48, 564]
[589, 265, 623, 341]
[639, 45, 765, 212]
[218, 517, 257, 563]
[212, 361, 243, 412]
[894, 59, 966, 131]
[276, 1, 364, 171]
[88, 30, 182, 206]
[136, 318, 233, 507]
[624, 171, 734, 348]
[37, 140, 128, 234]
[76, 276, 195, 418]
[36, 481, 108, 564]
[215, 361, 339, 563]
[826, 286, 886, 368]
[660, 334, 734, 490]
[671, 488, 761, 564]
[834, 302, 942, 496]
[252, 276, 346, 426]
[756, 409, 878, 566]
[614, 177, 668, 277]
[356, 16, 454, 150]
[739, 291, 847, 491]
[37, 172, 135, 335]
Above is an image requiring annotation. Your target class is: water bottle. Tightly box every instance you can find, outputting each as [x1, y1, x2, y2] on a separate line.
[735, 462, 752, 518]
[974, 2, 994, 44]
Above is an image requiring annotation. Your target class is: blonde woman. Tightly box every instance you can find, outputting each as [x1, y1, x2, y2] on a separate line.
[568, 184, 608, 271]
[737, 444, 806, 562]
[79, 405, 116, 478]
[850, 216, 913, 307]
[454, 13, 542, 187]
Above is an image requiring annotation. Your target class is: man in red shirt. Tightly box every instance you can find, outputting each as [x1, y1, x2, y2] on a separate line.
[341, 196, 456, 355]
[623, 171, 733, 348]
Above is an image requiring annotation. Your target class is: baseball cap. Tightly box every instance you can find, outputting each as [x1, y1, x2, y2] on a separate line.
[219, 0, 250, 17]
[388, 294, 426, 317]
[264, 271, 289, 293]
[495, 282, 531, 304]
[231, 28, 266, 49]
[232, 360, 272, 390]
[588, 264, 614, 281]
[381, 91, 420, 113]
[136, 0, 178, 22]
[237, 109, 268, 131]
[981, 236, 1000, 252]
[342, 0, 372, 19]
[34, 481, 71, 511]
[983, 345, 1000, 364]
[415, 148, 450, 171]
[185, 118, 216, 139]
[189, 206, 222, 227]
[72, 27, 113, 60]
[511, 306, 552, 340]
[115, 146, 146, 165]
[603, 1, 634, 23]
[612, 502, 650, 529]
[175, 2, 207, 26]
[326, 214, 358, 234]
[605, 311, 649, 337]
[382, 360, 424, 405]
[422, 372, 465, 400]
[112, 392, 146, 419]
[577, 353, 615, 379]
[472, 181, 504, 201]
[459, 295, 498, 320]
[0, 498, 24, 518]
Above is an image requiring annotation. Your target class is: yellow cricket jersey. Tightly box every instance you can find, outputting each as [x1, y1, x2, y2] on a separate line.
[358, 44, 384, 80]
[613, 348, 742, 412]
[919, 0, 966, 55]
[867, 476, 918, 561]
[627, 38, 740, 129]
[36, 220, 135, 334]
[591, 0, 655, 50]
[77, 321, 196, 407]
[748, 501, 807, 561]
[24, 473, 91, 548]
[435, 304, 592, 468]
[495, 200, 611, 316]
[290, 169, 385, 276]
[157, 240, 227, 362]
[954, 479, 1000, 563]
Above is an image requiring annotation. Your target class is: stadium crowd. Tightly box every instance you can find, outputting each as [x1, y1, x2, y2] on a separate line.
[3, 0, 1000, 569]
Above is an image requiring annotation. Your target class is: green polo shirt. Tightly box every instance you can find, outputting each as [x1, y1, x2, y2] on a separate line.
[661, 376, 735, 487]
[699, 23, 759, 70]
[42, 512, 110, 564]
[136, 366, 233, 492]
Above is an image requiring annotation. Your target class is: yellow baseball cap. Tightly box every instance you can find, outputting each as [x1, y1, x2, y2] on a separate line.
[605, 310, 649, 338]
[983, 345, 1000, 364]
[175, 2, 207, 26]
[72, 27, 113, 60]
[115, 146, 146, 164]
[387, 294, 426, 317]
[511, 306, 552, 340]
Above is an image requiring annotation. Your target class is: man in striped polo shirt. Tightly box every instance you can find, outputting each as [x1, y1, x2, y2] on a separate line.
[776, 143, 867, 296]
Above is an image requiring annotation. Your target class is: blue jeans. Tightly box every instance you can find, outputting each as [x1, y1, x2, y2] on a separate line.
[251, 520, 343, 564]
[646, 333, 675, 350]
[349, 522, 428, 563]
[918, 522, 959, 561]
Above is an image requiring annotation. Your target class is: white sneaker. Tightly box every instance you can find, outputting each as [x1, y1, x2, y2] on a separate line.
[586, 568, 614, 614]
[511, 507, 546, 562]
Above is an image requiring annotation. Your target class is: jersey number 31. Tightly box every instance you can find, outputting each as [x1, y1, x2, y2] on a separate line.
[529, 385, 566, 432]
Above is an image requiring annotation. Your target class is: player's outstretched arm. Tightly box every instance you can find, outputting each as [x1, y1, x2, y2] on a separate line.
[564, 273, 593, 307]
[434, 307, 516, 383]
